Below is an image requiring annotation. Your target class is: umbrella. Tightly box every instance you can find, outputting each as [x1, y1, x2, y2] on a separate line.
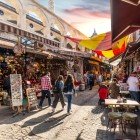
[111, 0, 140, 42]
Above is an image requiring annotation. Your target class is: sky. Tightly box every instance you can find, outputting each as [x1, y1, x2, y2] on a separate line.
[38, 0, 111, 37]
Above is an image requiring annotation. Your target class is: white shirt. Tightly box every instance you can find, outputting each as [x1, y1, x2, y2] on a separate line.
[127, 76, 139, 91]
[98, 75, 103, 82]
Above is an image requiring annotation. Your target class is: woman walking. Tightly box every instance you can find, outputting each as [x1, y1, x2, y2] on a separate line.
[64, 74, 75, 115]
[52, 75, 65, 112]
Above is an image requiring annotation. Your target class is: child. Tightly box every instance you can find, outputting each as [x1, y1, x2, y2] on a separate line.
[98, 83, 109, 105]
[22, 93, 29, 115]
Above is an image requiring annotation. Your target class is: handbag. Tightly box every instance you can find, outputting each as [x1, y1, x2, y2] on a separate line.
[63, 85, 68, 93]
[52, 88, 58, 94]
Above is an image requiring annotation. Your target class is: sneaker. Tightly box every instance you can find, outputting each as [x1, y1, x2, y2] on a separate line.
[38, 106, 42, 110]
[45, 118, 49, 122]
[61, 107, 64, 111]
[67, 112, 71, 115]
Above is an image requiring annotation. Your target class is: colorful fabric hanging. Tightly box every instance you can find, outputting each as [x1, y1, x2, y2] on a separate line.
[94, 41, 126, 59]
[65, 32, 111, 51]
[65, 32, 131, 59]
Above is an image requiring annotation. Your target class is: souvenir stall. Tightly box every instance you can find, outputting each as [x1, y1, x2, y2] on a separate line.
[0, 46, 68, 109]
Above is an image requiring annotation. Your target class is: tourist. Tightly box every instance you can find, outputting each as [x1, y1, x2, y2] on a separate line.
[64, 74, 75, 115]
[3, 74, 11, 97]
[84, 71, 89, 89]
[127, 72, 139, 102]
[88, 71, 94, 90]
[97, 73, 103, 86]
[109, 78, 120, 99]
[52, 75, 65, 112]
[122, 73, 128, 83]
[39, 72, 52, 109]
[98, 82, 109, 105]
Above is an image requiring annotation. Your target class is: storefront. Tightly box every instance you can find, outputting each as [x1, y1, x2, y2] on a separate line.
[0, 22, 68, 110]
[122, 41, 140, 75]
[0, 22, 91, 111]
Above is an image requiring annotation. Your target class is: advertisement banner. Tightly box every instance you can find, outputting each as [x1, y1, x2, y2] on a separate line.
[10, 74, 23, 107]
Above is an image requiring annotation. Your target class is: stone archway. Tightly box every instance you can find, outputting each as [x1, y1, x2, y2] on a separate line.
[25, 4, 50, 36]
[51, 18, 65, 35]
[0, 0, 23, 25]
[0, 0, 23, 12]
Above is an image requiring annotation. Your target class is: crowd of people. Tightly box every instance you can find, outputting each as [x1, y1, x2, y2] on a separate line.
[97, 71, 140, 106]
[36, 72, 75, 115]
[3, 68, 140, 115]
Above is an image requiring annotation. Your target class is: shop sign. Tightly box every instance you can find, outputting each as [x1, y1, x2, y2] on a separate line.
[10, 74, 23, 107]
[26, 88, 38, 108]
[0, 32, 18, 42]
[59, 50, 91, 58]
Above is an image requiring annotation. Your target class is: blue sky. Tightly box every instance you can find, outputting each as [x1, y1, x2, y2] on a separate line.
[38, 0, 110, 36]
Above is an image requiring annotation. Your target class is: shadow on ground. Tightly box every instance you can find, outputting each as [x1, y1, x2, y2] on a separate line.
[29, 113, 68, 136]
[21, 110, 63, 128]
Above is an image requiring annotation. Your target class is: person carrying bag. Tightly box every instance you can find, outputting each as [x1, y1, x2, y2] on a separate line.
[52, 75, 65, 112]
[63, 74, 75, 115]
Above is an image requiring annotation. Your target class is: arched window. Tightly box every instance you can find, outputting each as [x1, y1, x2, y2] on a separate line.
[50, 23, 61, 34]
[0, 0, 12, 6]
[26, 6, 48, 36]
[26, 11, 44, 35]
[0, 0, 20, 25]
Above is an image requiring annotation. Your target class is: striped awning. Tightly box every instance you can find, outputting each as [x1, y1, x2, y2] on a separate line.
[0, 22, 60, 48]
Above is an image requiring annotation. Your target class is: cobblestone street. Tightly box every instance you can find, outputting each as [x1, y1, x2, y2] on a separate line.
[0, 87, 139, 140]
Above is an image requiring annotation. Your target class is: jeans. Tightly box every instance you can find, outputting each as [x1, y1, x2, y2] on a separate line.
[39, 90, 51, 107]
[65, 94, 72, 113]
[89, 81, 94, 90]
[129, 91, 139, 102]
[52, 92, 65, 108]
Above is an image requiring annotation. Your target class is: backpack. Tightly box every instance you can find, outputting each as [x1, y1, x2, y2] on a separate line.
[53, 81, 61, 94]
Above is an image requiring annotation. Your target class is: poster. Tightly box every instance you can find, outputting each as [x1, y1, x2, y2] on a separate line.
[10, 74, 23, 107]
[26, 88, 38, 107]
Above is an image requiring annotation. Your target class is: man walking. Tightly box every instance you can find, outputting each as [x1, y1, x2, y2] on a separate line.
[127, 72, 139, 102]
[88, 71, 95, 90]
[39, 72, 52, 109]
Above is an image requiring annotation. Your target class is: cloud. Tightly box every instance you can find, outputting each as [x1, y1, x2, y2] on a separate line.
[64, 7, 110, 19]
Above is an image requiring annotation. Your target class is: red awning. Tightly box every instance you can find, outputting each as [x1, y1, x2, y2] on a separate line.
[111, 0, 140, 42]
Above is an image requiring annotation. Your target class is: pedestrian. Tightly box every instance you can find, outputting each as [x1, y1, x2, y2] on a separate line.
[63, 74, 75, 115]
[3, 73, 11, 97]
[98, 73, 103, 86]
[84, 71, 89, 89]
[88, 71, 94, 90]
[98, 82, 109, 105]
[109, 78, 120, 99]
[39, 72, 52, 109]
[122, 73, 128, 83]
[127, 72, 139, 102]
[52, 75, 65, 112]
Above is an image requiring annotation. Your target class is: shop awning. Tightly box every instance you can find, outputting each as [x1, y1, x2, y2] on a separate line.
[58, 48, 91, 58]
[111, 0, 140, 42]
[0, 22, 60, 48]
[122, 41, 140, 60]
[109, 53, 123, 63]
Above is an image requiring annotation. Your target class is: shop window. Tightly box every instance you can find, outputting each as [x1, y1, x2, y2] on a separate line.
[54, 37, 60, 42]
[67, 43, 73, 49]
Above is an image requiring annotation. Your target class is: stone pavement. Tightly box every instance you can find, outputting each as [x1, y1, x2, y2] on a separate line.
[0, 86, 139, 140]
